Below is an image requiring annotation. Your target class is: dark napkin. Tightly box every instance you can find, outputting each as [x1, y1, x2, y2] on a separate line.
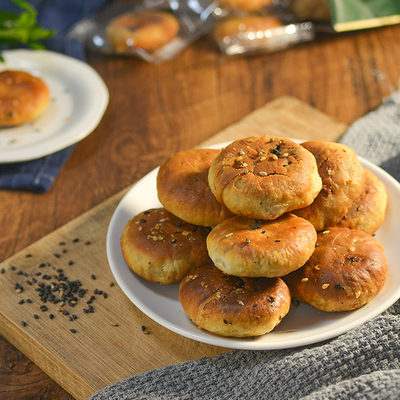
[0, 0, 108, 192]
[87, 93, 400, 400]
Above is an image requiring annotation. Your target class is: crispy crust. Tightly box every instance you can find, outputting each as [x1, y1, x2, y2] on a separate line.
[208, 136, 322, 220]
[120, 208, 209, 284]
[218, 0, 273, 11]
[157, 149, 233, 226]
[0, 70, 50, 126]
[214, 15, 283, 40]
[294, 141, 366, 231]
[106, 11, 179, 53]
[284, 227, 388, 312]
[336, 169, 387, 234]
[179, 263, 291, 337]
[207, 213, 317, 277]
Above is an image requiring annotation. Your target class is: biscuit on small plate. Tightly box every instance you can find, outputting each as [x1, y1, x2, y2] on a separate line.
[0, 70, 50, 126]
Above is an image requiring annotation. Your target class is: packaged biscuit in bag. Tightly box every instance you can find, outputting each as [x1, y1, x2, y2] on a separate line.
[213, 11, 315, 56]
[68, 0, 218, 63]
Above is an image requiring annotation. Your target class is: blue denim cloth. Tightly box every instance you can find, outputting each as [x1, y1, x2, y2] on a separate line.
[0, 0, 108, 192]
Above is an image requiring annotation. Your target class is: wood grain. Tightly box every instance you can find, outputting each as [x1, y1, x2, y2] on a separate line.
[1, 23, 400, 400]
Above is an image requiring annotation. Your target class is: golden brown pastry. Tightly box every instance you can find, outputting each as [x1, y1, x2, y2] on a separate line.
[294, 141, 365, 232]
[214, 15, 283, 42]
[157, 149, 233, 227]
[208, 136, 322, 220]
[107, 11, 179, 53]
[179, 263, 291, 337]
[0, 70, 50, 126]
[206, 214, 317, 277]
[284, 227, 388, 312]
[336, 169, 387, 235]
[218, 0, 273, 11]
[121, 208, 209, 284]
[289, 0, 331, 21]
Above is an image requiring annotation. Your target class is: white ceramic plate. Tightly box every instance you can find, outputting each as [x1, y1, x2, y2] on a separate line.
[0, 49, 109, 163]
[107, 142, 400, 350]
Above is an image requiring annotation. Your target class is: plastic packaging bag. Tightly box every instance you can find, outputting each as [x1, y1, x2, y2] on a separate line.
[68, 0, 219, 63]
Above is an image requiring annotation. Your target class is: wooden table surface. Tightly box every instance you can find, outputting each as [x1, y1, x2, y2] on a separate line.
[1, 23, 400, 399]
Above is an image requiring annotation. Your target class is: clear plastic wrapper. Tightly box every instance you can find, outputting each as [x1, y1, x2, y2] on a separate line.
[67, 0, 219, 63]
[213, 13, 315, 56]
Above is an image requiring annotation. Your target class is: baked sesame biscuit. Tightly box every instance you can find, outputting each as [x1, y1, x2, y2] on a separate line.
[107, 11, 179, 53]
[214, 15, 283, 42]
[0, 70, 50, 126]
[284, 227, 388, 312]
[336, 169, 387, 235]
[218, 0, 273, 11]
[121, 208, 209, 284]
[179, 263, 291, 337]
[294, 141, 366, 232]
[157, 148, 233, 227]
[208, 136, 322, 220]
[206, 213, 317, 278]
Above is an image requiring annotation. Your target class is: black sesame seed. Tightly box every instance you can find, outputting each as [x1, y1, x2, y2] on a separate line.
[26, 299, 32, 303]
[140, 219, 147, 223]
[39, 263, 46, 268]
[63, 311, 70, 316]
[62, 249, 68, 254]
[348, 257, 361, 263]
[243, 170, 249, 175]
[335, 284, 344, 290]
[91, 274, 96, 280]
[25, 254, 32, 258]
[171, 238, 177, 244]
[110, 282, 115, 287]
[21, 321, 27, 327]
[68, 261, 74, 266]
[274, 240, 281, 243]
[141, 325, 146, 331]
[268, 297, 275, 303]
[223, 319, 228, 324]
[0, 268, 5, 274]
[69, 329, 77, 333]
[85, 241, 91, 245]
[144, 211, 151, 215]
[315, 243, 319, 247]
[33, 314, 39, 319]
[72, 238, 80, 243]
[53, 253, 61, 258]
[40, 305, 48, 312]
[253, 304, 258, 308]
[59, 241, 66, 246]
[17, 271, 23, 275]
[250, 225, 261, 230]
[49, 314, 55, 319]
[11, 266, 16, 271]
[18, 299, 25, 305]
[103, 293, 108, 299]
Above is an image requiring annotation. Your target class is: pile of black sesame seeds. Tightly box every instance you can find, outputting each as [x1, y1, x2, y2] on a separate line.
[1, 238, 115, 334]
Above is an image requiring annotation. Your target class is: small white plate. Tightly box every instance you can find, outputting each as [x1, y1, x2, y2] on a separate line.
[0, 49, 109, 163]
[106, 142, 400, 350]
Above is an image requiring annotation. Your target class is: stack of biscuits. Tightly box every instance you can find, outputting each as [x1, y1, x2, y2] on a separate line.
[120, 135, 388, 338]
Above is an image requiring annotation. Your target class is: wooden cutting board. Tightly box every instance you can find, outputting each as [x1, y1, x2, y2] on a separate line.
[0, 96, 347, 400]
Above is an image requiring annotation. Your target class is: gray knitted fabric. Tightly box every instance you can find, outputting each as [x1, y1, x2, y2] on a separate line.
[88, 94, 400, 400]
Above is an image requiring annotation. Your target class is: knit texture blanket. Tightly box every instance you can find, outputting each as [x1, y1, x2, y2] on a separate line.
[88, 93, 400, 400]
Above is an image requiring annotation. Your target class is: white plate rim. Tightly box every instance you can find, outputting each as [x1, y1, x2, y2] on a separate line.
[0, 49, 109, 163]
[106, 141, 400, 350]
